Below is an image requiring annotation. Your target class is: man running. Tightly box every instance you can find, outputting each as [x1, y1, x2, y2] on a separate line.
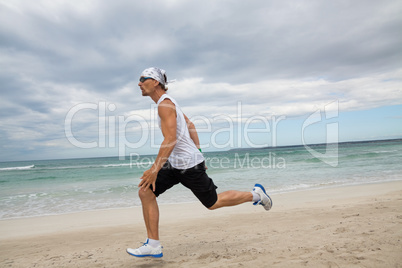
[127, 67, 272, 258]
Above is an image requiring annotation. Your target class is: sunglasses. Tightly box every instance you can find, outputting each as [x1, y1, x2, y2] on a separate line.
[139, 77, 153, 83]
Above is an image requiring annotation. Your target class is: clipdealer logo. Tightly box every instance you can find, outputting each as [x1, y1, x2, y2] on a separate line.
[64, 101, 287, 159]
[64, 100, 339, 167]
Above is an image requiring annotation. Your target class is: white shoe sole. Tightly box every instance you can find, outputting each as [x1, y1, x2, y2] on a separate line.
[126, 247, 163, 258]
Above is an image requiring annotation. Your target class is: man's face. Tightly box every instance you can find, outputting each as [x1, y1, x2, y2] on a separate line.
[138, 77, 156, 96]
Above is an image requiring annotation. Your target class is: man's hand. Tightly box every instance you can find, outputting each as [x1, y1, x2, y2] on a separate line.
[138, 168, 158, 192]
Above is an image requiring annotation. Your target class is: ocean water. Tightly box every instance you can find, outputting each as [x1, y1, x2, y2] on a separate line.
[0, 139, 401, 220]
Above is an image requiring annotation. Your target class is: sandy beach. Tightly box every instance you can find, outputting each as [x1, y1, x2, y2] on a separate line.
[1, 181, 401, 267]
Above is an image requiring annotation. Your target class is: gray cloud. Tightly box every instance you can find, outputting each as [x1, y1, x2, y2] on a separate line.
[0, 0, 401, 161]
[2, 1, 401, 87]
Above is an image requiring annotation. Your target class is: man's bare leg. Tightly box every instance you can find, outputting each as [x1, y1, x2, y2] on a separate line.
[126, 189, 162, 258]
[208, 190, 253, 210]
[138, 188, 159, 240]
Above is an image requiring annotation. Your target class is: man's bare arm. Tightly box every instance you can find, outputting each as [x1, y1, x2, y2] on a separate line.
[184, 114, 201, 150]
[139, 99, 177, 191]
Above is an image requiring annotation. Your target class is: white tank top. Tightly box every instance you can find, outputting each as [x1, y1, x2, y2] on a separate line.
[157, 94, 204, 169]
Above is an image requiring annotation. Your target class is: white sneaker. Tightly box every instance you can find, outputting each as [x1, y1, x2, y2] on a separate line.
[252, 184, 273, 211]
[127, 239, 163, 258]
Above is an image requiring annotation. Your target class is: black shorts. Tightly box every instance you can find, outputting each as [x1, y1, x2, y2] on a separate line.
[153, 161, 218, 208]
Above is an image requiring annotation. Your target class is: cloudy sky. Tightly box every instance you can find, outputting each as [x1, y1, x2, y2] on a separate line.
[1, 0, 401, 161]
